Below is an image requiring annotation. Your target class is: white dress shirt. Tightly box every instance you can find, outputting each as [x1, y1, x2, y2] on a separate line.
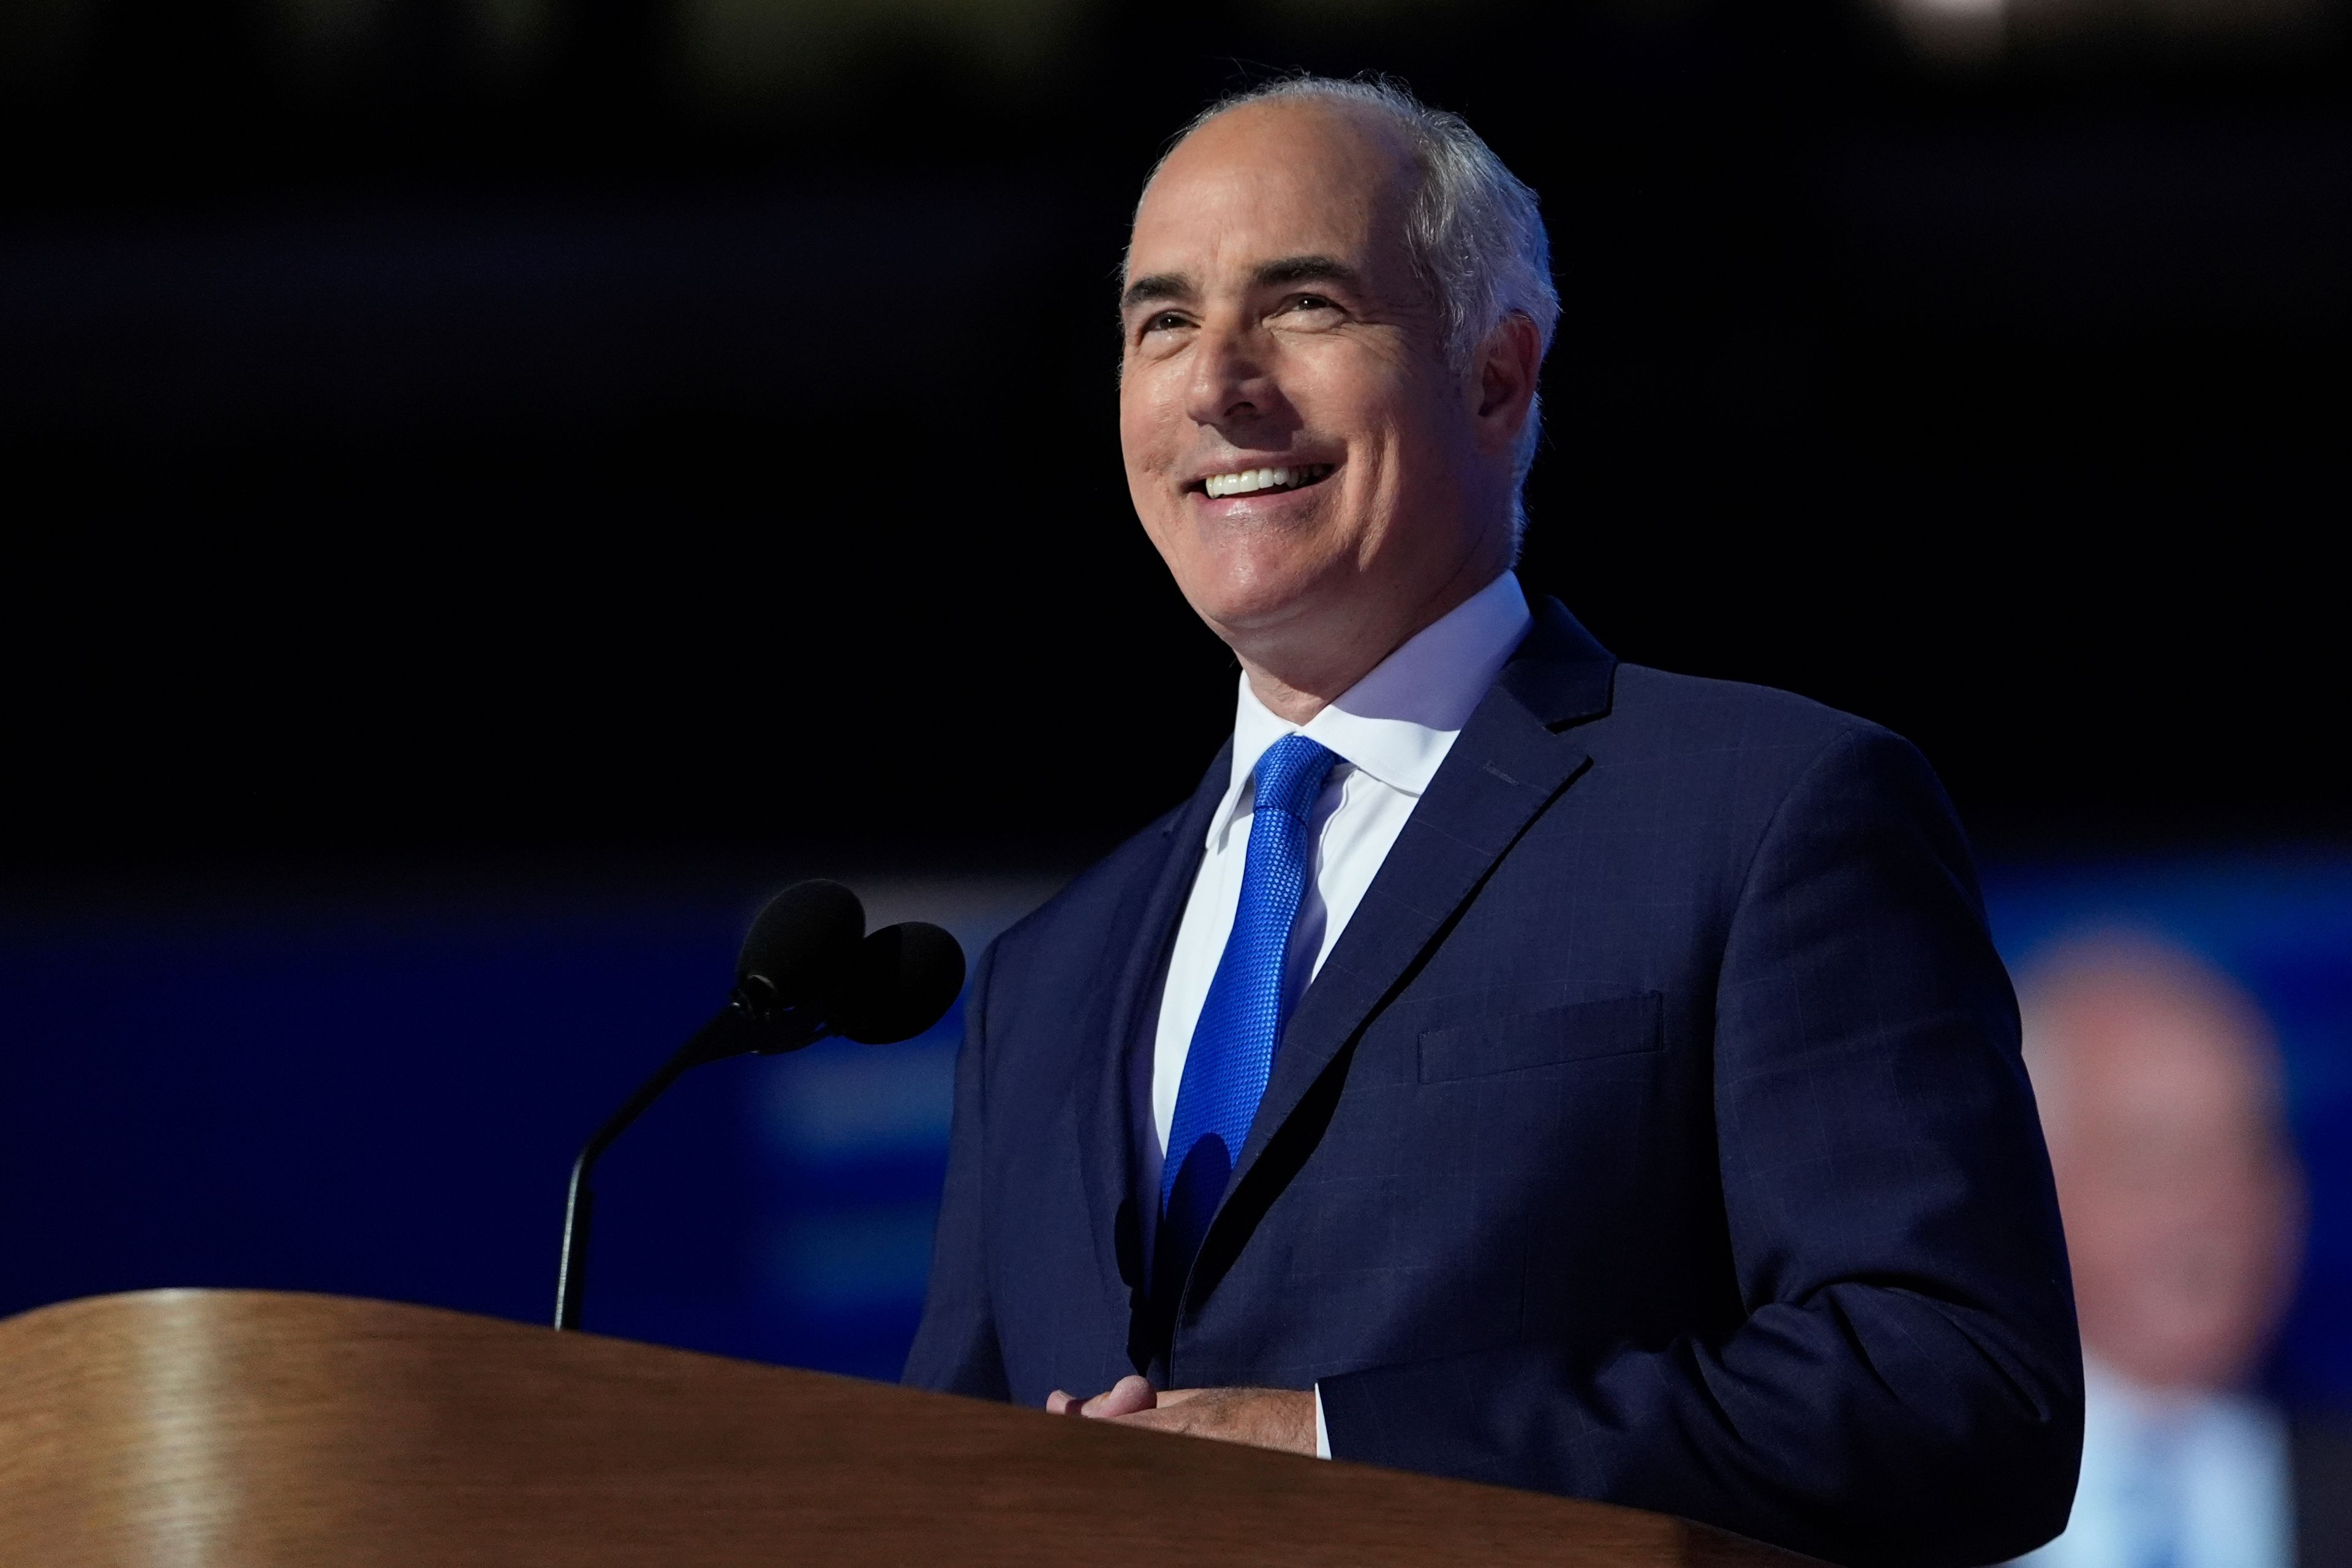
[2015, 1357, 2293, 1568]
[1140, 569, 1533, 1459]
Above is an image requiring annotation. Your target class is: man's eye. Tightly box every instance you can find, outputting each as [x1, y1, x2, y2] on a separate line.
[1284, 293, 1336, 313]
[1144, 312, 1189, 333]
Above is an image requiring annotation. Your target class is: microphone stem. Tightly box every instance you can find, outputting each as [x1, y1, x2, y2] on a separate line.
[554, 1001, 793, 1331]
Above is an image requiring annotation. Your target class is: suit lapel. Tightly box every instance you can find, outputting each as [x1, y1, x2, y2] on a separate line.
[1208, 598, 1616, 1238]
[1066, 741, 1231, 1319]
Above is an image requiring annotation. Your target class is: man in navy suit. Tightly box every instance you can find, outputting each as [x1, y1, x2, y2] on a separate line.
[905, 76, 2081, 1567]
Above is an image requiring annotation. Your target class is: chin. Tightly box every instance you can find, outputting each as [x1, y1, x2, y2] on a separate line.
[1179, 550, 1349, 636]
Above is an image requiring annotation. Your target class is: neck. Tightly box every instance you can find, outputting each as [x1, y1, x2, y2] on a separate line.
[1238, 546, 1509, 725]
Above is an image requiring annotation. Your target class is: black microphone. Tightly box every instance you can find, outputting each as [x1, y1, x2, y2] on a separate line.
[553, 881, 967, 1331]
[834, 920, 968, 1044]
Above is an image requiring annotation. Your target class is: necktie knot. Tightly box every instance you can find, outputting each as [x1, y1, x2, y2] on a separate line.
[1251, 734, 1339, 825]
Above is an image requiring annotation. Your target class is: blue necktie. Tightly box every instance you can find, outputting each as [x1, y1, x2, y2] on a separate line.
[1159, 733, 1340, 1291]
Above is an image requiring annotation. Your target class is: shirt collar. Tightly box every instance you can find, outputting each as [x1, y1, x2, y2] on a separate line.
[1208, 571, 1533, 848]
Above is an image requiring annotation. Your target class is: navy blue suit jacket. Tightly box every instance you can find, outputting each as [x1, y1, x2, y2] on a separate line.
[905, 597, 2082, 1567]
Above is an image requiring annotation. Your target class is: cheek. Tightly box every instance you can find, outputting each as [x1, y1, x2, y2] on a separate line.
[1311, 379, 1450, 509]
[1302, 325, 1438, 404]
[1117, 383, 1185, 554]
[1285, 342, 1381, 425]
[1116, 388, 1151, 472]
[1334, 420, 1423, 522]
[1119, 360, 1186, 455]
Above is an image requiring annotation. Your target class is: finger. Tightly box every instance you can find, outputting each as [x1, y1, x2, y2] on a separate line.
[1087, 1374, 1158, 1418]
[1046, 1389, 1081, 1415]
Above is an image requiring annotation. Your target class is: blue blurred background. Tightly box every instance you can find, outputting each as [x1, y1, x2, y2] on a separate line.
[0, 873, 1057, 1379]
[1986, 857, 2352, 1415]
[2, 855, 2343, 1409]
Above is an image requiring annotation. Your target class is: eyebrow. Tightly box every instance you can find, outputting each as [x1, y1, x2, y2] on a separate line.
[1118, 254, 1365, 314]
[1120, 272, 1192, 312]
[1253, 254, 1360, 292]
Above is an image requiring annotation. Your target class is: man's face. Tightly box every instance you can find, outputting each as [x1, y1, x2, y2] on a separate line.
[1117, 102, 1509, 654]
[2044, 987, 2304, 1392]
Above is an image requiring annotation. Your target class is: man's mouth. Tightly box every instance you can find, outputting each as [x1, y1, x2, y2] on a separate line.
[1194, 463, 1336, 500]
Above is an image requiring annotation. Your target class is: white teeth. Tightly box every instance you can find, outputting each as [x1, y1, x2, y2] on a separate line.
[1204, 464, 1322, 499]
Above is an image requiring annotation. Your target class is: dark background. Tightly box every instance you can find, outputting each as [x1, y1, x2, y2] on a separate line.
[4, 0, 2345, 879]
[1, 0, 2346, 1404]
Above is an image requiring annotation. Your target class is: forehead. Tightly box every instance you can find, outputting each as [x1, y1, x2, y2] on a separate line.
[1128, 100, 1417, 284]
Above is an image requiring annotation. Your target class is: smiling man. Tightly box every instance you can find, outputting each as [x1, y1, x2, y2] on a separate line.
[905, 78, 2082, 1567]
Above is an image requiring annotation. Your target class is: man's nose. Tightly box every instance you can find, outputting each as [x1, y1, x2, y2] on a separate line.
[1183, 322, 1276, 431]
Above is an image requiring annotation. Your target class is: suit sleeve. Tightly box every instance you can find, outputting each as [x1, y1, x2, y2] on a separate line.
[1316, 726, 2084, 1568]
[901, 938, 1011, 1398]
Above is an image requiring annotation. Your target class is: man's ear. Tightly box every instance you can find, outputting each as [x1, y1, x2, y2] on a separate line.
[1470, 312, 1544, 456]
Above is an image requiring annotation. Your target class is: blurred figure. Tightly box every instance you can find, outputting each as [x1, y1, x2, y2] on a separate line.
[2018, 933, 2334, 1568]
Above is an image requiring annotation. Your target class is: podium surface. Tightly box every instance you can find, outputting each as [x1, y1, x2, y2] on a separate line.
[0, 1289, 1817, 1566]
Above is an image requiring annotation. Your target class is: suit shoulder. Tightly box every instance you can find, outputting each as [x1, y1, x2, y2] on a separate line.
[1593, 663, 1948, 817]
[1608, 663, 1892, 749]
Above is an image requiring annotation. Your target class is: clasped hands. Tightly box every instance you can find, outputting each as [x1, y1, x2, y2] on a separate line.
[1046, 1374, 1316, 1455]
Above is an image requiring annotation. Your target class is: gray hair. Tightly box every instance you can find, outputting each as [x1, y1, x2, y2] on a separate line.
[1134, 75, 1561, 530]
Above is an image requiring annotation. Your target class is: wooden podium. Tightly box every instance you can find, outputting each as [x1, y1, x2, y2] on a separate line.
[0, 1290, 1814, 1566]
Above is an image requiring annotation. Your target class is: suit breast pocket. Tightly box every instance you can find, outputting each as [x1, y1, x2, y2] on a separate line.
[1415, 992, 1665, 1084]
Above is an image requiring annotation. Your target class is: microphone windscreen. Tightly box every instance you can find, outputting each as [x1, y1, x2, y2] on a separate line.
[737, 881, 867, 1015]
[834, 921, 968, 1045]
